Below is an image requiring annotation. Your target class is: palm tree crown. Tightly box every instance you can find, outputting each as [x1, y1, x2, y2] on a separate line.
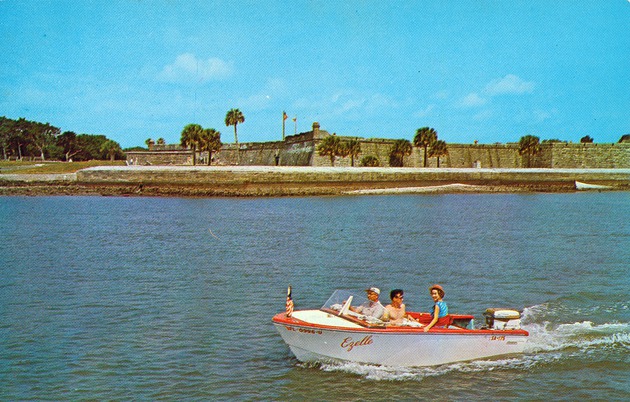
[414, 127, 438, 167]
[225, 109, 245, 145]
[100, 139, 122, 161]
[200, 128, 222, 165]
[317, 135, 341, 166]
[518, 135, 541, 168]
[428, 139, 448, 167]
[181, 123, 204, 165]
[340, 139, 361, 166]
[389, 139, 412, 167]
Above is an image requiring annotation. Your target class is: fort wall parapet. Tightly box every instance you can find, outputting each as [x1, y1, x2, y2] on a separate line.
[127, 123, 630, 169]
[547, 142, 630, 168]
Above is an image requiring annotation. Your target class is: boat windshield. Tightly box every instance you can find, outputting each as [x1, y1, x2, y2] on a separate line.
[321, 289, 368, 311]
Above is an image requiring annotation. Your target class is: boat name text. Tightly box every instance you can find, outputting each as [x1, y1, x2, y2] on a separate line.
[490, 335, 506, 341]
[340, 335, 373, 352]
[285, 326, 322, 335]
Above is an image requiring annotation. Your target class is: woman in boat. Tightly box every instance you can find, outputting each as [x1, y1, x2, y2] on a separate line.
[424, 284, 448, 332]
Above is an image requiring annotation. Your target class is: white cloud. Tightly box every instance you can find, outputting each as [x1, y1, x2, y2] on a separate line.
[339, 98, 365, 113]
[414, 104, 435, 118]
[238, 93, 272, 110]
[289, 91, 402, 122]
[459, 92, 487, 108]
[365, 94, 393, 111]
[533, 109, 551, 122]
[432, 90, 450, 100]
[157, 53, 233, 83]
[532, 108, 558, 123]
[237, 78, 289, 110]
[473, 109, 493, 121]
[330, 92, 403, 116]
[484, 74, 534, 95]
[292, 97, 317, 109]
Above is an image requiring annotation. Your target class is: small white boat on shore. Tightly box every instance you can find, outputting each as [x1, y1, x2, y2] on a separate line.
[272, 289, 529, 367]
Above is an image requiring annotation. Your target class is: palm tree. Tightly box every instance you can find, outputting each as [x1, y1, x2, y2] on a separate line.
[225, 109, 245, 164]
[225, 109, 245, 145]
[343, 139, 361, 167]
[360, 155, 381, 167]
[518, 135, 541, 168]
[200, 128, 222, 165]
[389, 139, 412, 167]
[413, 127, 438, 167]
[317, 135, 341, 166]
[338, 141, 350, 163]
[100, 139, 122, 161]
[180, 124, 204, 165]
[157, 137, 166, 146]
[428, 139, 448, 167]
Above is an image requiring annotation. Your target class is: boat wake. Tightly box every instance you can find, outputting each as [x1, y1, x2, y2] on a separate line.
[314, 356, 543, 381]
[522, 303, 630, 354]
[300, 303, 630, 381]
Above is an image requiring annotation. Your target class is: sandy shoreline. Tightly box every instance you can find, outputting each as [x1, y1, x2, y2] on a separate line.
[1, 166, 629, 196]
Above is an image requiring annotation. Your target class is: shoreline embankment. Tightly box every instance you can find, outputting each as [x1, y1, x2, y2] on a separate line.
[1, 166, 629, 196]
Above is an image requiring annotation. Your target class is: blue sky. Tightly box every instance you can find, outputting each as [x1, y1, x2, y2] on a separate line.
[2, 1, 629, 148]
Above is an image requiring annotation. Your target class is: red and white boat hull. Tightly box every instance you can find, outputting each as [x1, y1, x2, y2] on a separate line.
[273, 310, 528, 367]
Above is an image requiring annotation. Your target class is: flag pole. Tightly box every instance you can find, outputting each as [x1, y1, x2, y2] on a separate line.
[293, 116, 297, 135]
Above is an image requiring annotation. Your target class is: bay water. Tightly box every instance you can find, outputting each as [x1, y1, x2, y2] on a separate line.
[1, 193, 628, 400]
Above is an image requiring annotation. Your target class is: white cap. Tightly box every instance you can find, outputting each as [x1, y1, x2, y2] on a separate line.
[365, 287, 380, 295]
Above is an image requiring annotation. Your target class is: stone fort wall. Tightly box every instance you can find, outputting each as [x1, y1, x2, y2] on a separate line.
[127, 123, 630, 169]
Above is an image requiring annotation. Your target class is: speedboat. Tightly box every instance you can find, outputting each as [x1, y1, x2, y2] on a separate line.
[272, 289, 529, 367]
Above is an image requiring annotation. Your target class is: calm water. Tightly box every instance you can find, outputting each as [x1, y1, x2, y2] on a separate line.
[1, 194, 629, 401]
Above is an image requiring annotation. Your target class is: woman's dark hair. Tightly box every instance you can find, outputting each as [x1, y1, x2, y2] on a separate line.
[390, 289, 404, 300]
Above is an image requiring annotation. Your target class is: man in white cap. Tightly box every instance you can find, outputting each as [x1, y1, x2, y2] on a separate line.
[349, 287, 385, 319]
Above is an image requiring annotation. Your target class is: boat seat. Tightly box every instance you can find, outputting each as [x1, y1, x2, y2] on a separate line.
[407, 313, 473, 329]
[435, 315, 453, 328]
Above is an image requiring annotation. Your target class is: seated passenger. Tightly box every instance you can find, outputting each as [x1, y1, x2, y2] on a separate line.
[424, 284, 449, 332]
[384, 289, 422, 326]
[349, 287, 385, 320]
[384, 289, 407, 325]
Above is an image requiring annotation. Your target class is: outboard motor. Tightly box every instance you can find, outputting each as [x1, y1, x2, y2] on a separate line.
[483, 308, 522, 330]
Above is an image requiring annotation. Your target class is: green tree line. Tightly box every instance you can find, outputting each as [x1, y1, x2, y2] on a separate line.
[317, 127, 450, 167]
[0, 116, 123, 161]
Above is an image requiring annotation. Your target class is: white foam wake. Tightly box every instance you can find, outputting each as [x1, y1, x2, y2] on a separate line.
[315, 353, 562, 382]
[523, 320, 630, 353]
